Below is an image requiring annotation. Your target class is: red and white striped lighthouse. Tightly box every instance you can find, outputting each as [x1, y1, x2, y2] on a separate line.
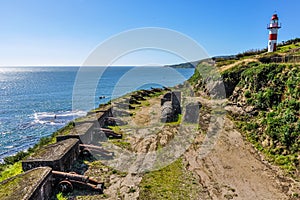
[267, 13, 281, 52]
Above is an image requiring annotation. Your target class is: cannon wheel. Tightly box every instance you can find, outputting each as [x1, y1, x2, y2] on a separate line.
[82, 149, 92, 157]
[58, 180, 73, 193]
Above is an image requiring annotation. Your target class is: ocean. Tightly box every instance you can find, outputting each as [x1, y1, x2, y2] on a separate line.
[0, 66, 194, 162]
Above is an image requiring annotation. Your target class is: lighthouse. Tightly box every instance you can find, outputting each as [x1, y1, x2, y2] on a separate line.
[267, 13, 281, 52]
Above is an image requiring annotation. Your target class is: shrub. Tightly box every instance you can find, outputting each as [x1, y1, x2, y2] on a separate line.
[3, 151, 29, 165]
[244, 90, 251, 98]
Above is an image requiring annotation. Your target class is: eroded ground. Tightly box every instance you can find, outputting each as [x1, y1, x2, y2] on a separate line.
[66, 92, 300, 200]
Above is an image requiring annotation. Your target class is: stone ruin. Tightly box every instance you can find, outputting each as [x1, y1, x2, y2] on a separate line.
[183, 102, 202, 123]
[0, 167, 53, 200]
[160, 91, 181, 123]
[22, 138, 80, 172]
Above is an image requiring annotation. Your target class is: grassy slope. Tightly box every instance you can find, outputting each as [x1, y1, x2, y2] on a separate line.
[190, 39, 300, 176]
[139, 158, 201, 200]
[229, 62, 299, 174]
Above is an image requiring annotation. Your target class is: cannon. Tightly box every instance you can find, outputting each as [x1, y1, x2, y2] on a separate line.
[129, 98, 141, 105]
[141, 89, 156, 95]
[163, 86, 171, 91]
[151, 87, 163, 93]
[52, 171, 104, 193]
[79, 144, 114, 158]
[93, 128, 122, 139]
[131, 94, 146, 101]
[104, 117, 127, 126]
[113, 102, 135, 110]
[136, 90, 151, 97]
[122, 98, 141, 105]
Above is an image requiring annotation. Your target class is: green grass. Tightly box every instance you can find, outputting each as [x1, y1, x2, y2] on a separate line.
[215, 59, 237, 68]
[56, 192, 68, 200]
[165, 114, 182, 126]
[224, 61, 300, 174]
[110, 140, 131, 150]
[190, 40, 300, 175]
[149, 91, 164, 98]
[141, 100, 150, 107]
[139, 158, 201, 200]
[0, 162, 23, 182]
[276, 42, 300, 53]
[107, 126, 123, 135]
[106, 125, 132, 150]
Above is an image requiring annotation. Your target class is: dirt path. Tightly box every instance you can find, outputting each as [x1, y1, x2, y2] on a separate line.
[124, 95, 300, 199]
[184, 114, 299, 200]
[78, 94, 300, 199]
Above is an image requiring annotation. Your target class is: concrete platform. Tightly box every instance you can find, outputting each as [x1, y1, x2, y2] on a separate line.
[0, 167, 53, 200]
[56, 108, 112, 144]
[56, 122, 94, 143]
[22, 138, 79, 172]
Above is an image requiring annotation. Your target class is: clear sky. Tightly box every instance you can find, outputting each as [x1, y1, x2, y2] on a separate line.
[0, 0, 298, 66]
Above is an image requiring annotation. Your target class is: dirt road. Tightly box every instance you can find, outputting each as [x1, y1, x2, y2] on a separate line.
[185, 115, 299, 200]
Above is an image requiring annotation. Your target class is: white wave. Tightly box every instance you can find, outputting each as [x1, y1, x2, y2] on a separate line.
[32, 110, 87, 126]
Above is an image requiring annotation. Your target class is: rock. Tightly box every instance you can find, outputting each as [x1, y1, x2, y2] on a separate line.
[160, 134, 168, 146]
[245, 106, 255, 113]
[148, 141, 157, 152]
[161, 101, 174, 122]
[184, 102, 202, 123]
[262, 138, 269, 148]
[225, 105, 246, 116]
[206, 80, 227, 99]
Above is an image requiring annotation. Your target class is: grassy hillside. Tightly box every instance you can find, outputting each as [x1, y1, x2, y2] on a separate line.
[189, 39, 300, 176]
[226, 62, 299, 174]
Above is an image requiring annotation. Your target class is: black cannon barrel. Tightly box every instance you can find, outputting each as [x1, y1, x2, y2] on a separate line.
[52, 171, 89, 183]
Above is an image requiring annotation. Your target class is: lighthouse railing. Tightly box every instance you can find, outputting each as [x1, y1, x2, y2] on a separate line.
[267, 23, 282, 29]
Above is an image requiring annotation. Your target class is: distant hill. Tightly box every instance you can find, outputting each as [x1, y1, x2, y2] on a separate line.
[165, 61, 196, 68]
[165, 58, 212, 68]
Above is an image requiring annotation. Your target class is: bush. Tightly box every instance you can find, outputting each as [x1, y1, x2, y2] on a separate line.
[3, 151, 29, 165]
[244, 90, 251, 98]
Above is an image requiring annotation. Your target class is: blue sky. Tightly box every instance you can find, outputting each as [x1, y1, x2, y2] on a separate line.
[0, 0, 298, 66]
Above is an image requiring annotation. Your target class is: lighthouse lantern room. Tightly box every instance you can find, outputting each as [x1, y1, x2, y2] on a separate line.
[267, 13, 281, 52]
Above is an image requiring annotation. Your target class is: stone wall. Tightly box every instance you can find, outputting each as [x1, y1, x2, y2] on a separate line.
[56, 122, 94, 144]
[0, 167, 53, 200]
[4, 106, 113, 198]
[22, 138, 80, 172]
[161, 91, 181, 123]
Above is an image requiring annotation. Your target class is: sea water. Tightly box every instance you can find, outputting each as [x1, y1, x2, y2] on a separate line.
[0, 66, 194, 161]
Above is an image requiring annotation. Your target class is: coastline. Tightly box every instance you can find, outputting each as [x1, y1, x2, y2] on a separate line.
[0, 66, 194, 163]
[0, 86, 171, 182]
[2, 45, 300, 198]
